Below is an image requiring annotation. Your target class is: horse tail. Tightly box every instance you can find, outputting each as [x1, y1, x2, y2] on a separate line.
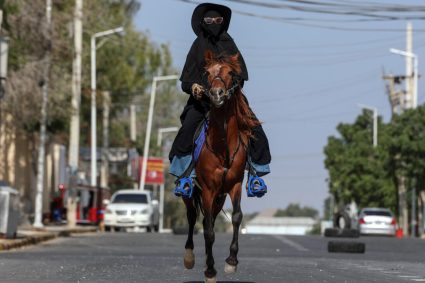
[192, 185, 204, 217]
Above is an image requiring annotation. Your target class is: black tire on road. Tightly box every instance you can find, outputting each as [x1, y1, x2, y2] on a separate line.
[328, 241, 365, 253]
[105, 226, 111, 232]
[324, 228, 360, 238]
[154, 225, 159, 232]
[334, 211, 351, 229]
[172, 226, 188, 235]
[147, 226, 152, 233]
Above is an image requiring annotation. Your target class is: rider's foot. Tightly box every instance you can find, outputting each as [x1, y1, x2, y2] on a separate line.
[246, 175, 267, 198]
[174, 177, 194, 199]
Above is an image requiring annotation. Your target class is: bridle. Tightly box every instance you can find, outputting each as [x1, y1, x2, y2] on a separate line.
[203, 71, 241, 101]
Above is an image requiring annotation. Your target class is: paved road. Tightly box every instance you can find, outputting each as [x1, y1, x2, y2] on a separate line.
[1, 232, 425, 282]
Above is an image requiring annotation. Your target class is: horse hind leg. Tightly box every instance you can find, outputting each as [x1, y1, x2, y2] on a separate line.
[225, 184, 243, 274]
[183, 198, 197, 269]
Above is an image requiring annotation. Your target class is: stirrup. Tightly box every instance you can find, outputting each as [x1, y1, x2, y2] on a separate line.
[246, 175, 267, 198]
[174, 177, 194, 199]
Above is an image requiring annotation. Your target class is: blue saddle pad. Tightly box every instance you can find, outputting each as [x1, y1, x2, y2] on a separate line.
[193, 120, 208, 163]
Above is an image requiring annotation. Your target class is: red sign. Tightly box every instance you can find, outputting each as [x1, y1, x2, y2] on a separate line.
[137, 157, 164, 185]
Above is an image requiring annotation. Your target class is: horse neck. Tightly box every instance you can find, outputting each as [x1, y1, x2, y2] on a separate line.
[208, 100, 238, 150]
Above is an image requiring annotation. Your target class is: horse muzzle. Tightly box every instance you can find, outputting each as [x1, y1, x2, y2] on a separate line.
[209, 87, 227, 108]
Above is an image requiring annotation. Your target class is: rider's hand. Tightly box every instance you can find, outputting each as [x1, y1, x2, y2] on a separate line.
[191, 83, 204, 100]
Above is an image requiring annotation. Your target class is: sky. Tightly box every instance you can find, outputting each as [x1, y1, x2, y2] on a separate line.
[134, 0, 425, 215]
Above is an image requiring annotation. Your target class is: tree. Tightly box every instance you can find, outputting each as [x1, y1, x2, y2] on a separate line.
[390, 105, 425, 191]
[389, 105, 425, 233]
[324, 110, 397, 212]
[274, 203, 318, 218]
[1, 1, 186, 223]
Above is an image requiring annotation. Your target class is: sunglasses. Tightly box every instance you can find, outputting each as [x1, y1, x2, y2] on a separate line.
[203, 17, 223, 25]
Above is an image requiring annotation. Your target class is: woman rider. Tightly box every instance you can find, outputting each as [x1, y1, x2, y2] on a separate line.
[169, 3, 271, 197]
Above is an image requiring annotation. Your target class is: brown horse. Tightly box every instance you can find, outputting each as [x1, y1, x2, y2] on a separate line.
[182, 50, 260, 283]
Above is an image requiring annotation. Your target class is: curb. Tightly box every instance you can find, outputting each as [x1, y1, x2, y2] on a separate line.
[0, 233, 56, 251]
[0, 227, 98, 251]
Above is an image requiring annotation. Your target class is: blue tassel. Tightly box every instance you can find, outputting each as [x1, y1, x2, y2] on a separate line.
[247, 175, 267, 198]
[174, 177, 194, 199]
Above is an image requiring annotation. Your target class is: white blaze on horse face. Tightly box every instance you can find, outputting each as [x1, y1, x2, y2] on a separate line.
[207, 63, 229, 108]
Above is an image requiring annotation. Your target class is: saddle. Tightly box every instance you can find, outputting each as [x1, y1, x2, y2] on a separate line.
[174, 118, 267, 198]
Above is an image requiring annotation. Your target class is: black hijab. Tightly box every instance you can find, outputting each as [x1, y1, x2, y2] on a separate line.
[180, 3, 248, 86]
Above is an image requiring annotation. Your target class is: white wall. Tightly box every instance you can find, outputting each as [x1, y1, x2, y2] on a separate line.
[246, 225, 313, 235]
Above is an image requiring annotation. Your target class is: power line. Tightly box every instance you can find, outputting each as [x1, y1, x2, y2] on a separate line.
[174, 0, 425, 31]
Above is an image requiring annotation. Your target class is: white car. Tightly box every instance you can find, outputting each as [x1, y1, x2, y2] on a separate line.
[358, 208, 396, 236]
[104, 190, 159, 232]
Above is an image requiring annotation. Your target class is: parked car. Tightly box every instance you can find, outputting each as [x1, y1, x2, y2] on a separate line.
[358, 207, 396, 236]
[104, 190, 159, 232]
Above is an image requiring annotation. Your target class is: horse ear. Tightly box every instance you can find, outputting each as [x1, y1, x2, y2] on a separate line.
[230, 53, 239, 63]
[204, 50, 214, 64]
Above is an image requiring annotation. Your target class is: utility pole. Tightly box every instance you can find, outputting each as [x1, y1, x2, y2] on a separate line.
[157, 126, 178, 232]
[383, 74, 406, 116]
[67, 0, 83, 228]
[130, 104, 136, 142]
[386, 22, 419, 236]
[33, 0, 52, 228]
[405, 22, 413, 109]
[100, 91, 110, 188]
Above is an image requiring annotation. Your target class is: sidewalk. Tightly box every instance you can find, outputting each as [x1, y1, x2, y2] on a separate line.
[0, 225, 97, 251]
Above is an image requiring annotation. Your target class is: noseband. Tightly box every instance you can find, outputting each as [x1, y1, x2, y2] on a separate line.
[203, 71, 241, 101]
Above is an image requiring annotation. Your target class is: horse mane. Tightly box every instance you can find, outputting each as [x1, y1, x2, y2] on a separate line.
[204, 50, 242, 76]
[233, 88, 261, 142]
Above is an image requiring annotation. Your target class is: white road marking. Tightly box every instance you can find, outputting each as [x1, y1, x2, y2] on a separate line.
[399, 275, 421, 278]
[367, 267, 384, 271]
[272, 235, 309, 252]
[411, 279, 425, 282]
[381, 271, 401, 274]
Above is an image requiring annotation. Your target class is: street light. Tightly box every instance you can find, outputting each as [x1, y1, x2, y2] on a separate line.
[0, 36, 9, 99]
[157, 126, 178, 233]
[390, 48, 418, 109]
[157, 127, 179, 147]
[357, 104, 378, 147]
[90, 27, 124, 187]
[139, 75, 179, 191]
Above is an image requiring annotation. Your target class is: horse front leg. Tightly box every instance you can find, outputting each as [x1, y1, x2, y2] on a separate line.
[203, 195, 217, 282]
[225, 183, 243, 273]
[183, 198, 197, 269]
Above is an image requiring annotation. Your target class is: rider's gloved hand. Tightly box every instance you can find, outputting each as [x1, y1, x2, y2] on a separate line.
[191, 83, 204, 100]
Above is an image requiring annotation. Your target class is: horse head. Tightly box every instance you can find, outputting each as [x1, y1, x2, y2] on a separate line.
[203, 50, 242, 108]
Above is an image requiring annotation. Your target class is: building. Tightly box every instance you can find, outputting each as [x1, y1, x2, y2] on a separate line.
[245, 213, 317, 235]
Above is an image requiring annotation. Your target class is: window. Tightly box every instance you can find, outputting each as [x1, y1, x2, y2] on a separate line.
[363, 210, 392, 217]
[112, 194, 148, 204]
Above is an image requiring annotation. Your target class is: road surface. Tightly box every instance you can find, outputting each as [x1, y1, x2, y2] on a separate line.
[1, 232, 425, 282]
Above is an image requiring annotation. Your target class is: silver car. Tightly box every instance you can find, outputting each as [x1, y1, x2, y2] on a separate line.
[358, 208, 396, 236]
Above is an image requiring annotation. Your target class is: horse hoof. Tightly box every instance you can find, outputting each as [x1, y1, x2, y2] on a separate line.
[224, 262, 237, 274]
[184, 249, 195, 269]
[205, 276, 217, 283]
